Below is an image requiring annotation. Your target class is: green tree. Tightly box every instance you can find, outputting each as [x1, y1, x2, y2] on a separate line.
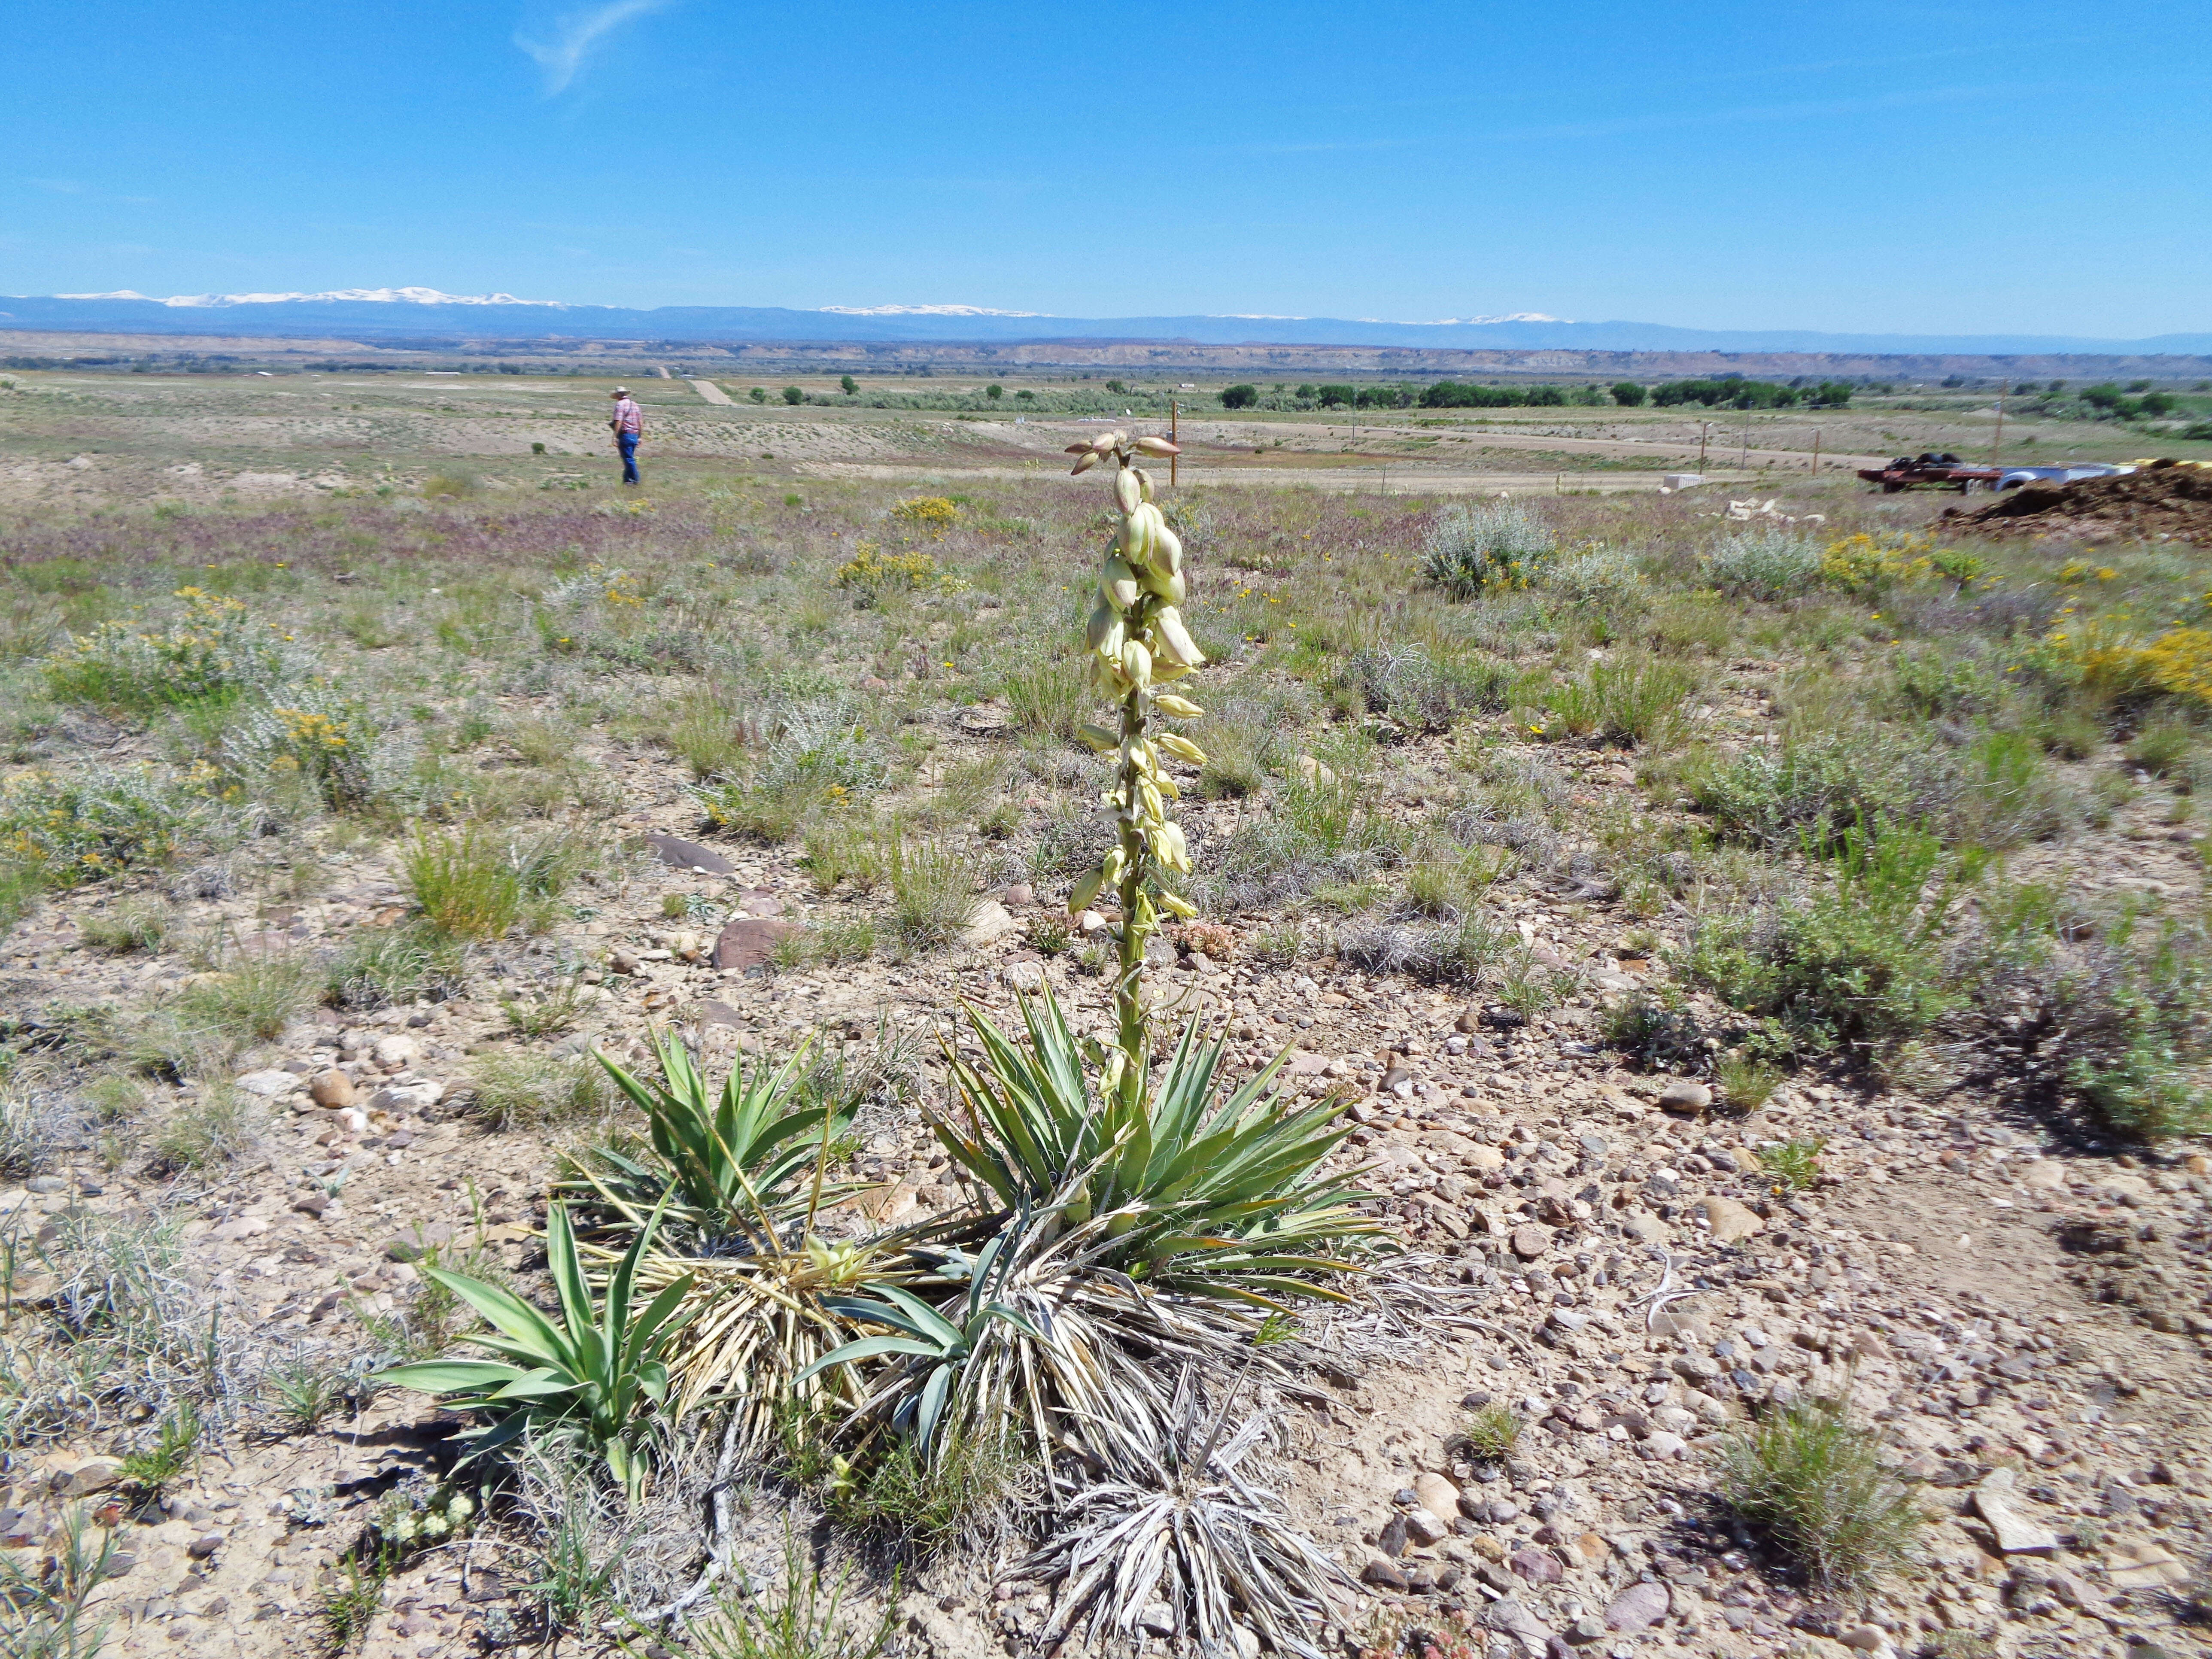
[1219, 384, 1258, 409]
[986, 384, 1003, 400]
[748, 386, 768, 404]
[840, 375, 858, 396]
[1610, 381, 1647, 407]
[782, 386, 805, 405]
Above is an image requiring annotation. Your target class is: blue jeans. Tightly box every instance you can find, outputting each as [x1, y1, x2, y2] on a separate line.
[618, 432, 639, 485]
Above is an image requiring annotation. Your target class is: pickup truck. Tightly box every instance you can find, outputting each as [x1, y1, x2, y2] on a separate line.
[1858, 453, 2003, 492]
[1996, 462, 2135, 490]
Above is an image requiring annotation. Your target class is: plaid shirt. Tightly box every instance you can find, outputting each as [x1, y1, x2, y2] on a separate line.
[611, 397, 644, 435]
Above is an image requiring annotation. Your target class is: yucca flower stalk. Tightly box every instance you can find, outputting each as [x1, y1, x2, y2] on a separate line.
[1064, 428, 1202, 1107]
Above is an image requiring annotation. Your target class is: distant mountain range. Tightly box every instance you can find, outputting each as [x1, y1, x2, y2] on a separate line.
[5, 288, 2208, 357]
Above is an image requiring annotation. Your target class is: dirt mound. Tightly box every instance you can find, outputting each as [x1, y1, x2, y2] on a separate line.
[1942, 459, 2212, 542]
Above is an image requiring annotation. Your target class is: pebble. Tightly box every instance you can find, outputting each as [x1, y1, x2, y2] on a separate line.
[1604, 1581, 1670, 1632]
[1413, 1472, 1459, 1519]
[961, 901, 1021, 947]
[1657, 1079, 1711, 1115]
[369, 1034, 420, 1068]
[233, 1068, 302, 1099]
[1511, 1224, 1551, 1261]
[1698, 1195, 1763, 1244]
[1510, 1545, 1562, 1584]
[307, 1070, 356, 1109]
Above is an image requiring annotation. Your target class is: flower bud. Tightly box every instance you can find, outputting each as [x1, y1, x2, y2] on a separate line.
[1068, 868, 1103, 913]
[1077, 723, 1118, 753]
[1133, 436, 1181, 456]
[1100, 553, 1141, 611]
[1151, 693, 1204, 718]
[1159, 891, 1197, 919]
[1156, 732, 1206, 763]
[1133, 467, 1155, 502]
[1121, 638, 1152, 687]
[1070, 453, 1099, 475]
[1152, 607, 1206, 668]
[1085, 600, 1125, 656]
[1112, 469, 1142, 516]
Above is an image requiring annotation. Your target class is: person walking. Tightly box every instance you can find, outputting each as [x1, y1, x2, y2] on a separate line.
[608, 387, 644, 486]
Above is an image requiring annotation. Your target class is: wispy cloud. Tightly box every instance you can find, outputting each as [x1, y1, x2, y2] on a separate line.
[516, 0, 671, 95]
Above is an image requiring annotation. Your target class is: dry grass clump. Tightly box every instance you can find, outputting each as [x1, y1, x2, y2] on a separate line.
[1714, 1395, 1923, 1591]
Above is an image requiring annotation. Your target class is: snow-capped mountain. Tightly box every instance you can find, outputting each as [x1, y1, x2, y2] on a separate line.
[7, 289, 2209, 356]
[55, 286, 562, 308]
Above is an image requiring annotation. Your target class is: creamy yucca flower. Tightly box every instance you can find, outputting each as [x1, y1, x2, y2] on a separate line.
[1061, 429, 1203, 1101]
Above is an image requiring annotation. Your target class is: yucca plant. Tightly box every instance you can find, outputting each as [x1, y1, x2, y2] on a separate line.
[373, 1201, 693, 1504]
[574, 1032, 854, 1244]
[938, 996, 1378, 1302]
[1029, 1369, 1350, 1659]
[799, 1230, 1045, 1455]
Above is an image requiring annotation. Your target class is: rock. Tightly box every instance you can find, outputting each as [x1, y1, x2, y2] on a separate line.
[1839, 1628, 1886, 1653]
[738, 889, 784, 917]
[1376, 1513, 1408, 1557]
[1657, 1079, 1712, 1115]
[1482, 1596, 1553, 1655]
[1510, 1224, 1551, 1261]
[1567, 1531, 1608, 1567]
[1413, 1473, 1460, 1520]
[292, 1192, 330, 1218]
[642, 833, 735, 876]
[961, 900, 1021, 948]
[1077, 909, 1109, 936]
[1640, 1431, 1687, 1461]
[1603, 1582, 1670, 1633]
[1296, 754, 1338, 788]
[1405, 1507, 1449, 1547]
[370, 1034, 420, 1068]
[2019, 1160, 2068, 1191]
[1565, 1616, 1606, 1646]
[713, 916, 798, 970]
[1698, 1196, 1764, 1244]
[211, 1216, 269, 1242]
[696, 1000, 747, 1028]
[307, 1070, 356, 1109]
[1973, 1469, 2057, 1555]
[609, 949, 642, 975]
[370, 1081, 444, 1112]
[187, 1533, 222, 1560]
[63, 1459, 124, 1495]
[1461, 1143, 1505, 1173]
[232, 1069, 301, 1100]
[1362, 1556, 1409, 1591]
[2105, 1539, 2190, 1589]
[1002, 961, 1047, 994]
[1620, 1209, 1670, 1243]
[1510, 1546, 1562, 1585]
[385, 1221, 455, 1264]
[1004, 883, 1034, 907]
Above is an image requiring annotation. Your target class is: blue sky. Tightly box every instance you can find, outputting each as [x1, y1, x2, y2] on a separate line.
[5, 1, 2207, 335]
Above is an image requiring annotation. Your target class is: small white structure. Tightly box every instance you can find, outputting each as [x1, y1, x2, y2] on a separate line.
[1662, 473, 1705, 490]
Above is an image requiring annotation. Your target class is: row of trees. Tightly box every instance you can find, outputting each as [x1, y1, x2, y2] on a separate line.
[1204, 377, 1857, 412]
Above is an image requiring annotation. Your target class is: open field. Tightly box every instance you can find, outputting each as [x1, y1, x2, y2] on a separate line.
[0, 374, 2208, 1659]
[4, 364, 2206, 511]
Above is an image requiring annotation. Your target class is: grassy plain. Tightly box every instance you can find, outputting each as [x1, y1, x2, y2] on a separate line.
[0, 368, 2208, 1655]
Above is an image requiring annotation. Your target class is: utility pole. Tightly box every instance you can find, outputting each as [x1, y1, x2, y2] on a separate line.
[1990, 386, 2005, 466]
[1169, 399, 1179, 487]
[1740, 418, 1750, 471]
[1698, 421, 1709, 472]
[1811, 429, 1821, 474]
